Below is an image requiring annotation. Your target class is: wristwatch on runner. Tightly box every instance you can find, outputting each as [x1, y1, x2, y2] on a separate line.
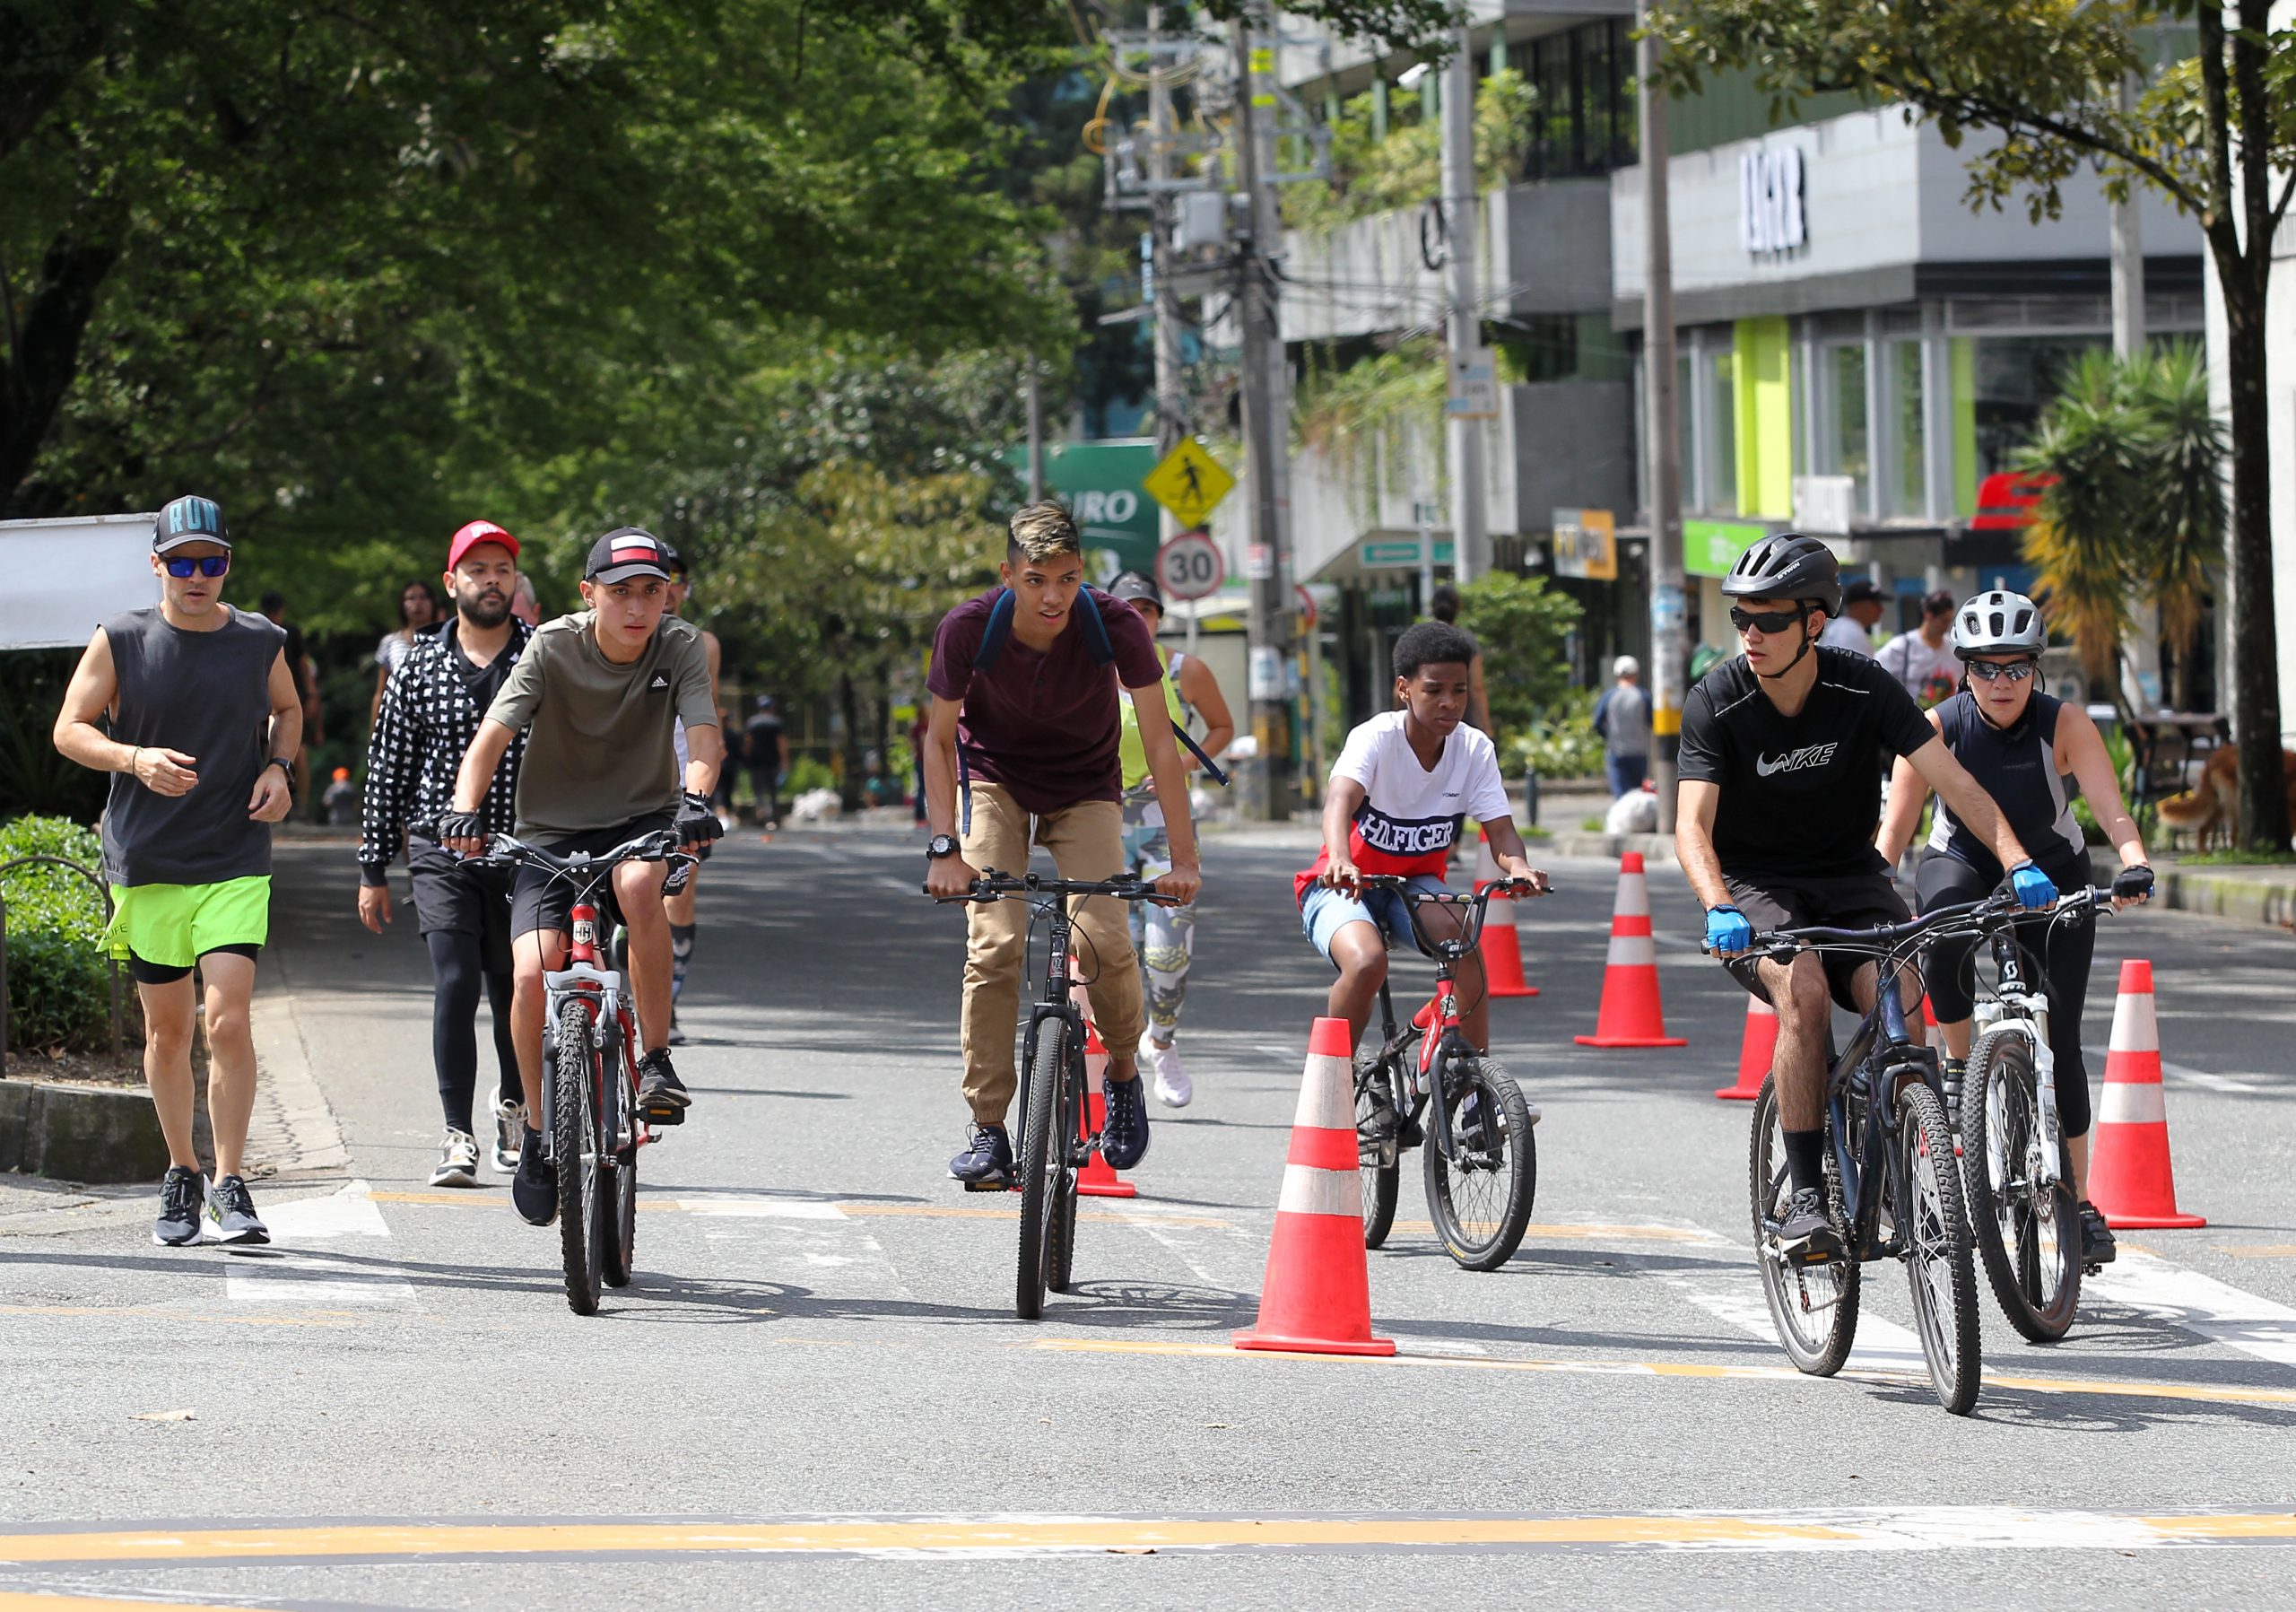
[926, 833, 960, 860]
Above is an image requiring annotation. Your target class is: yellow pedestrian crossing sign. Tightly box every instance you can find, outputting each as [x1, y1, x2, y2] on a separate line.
[1142, 440, 1235, 528]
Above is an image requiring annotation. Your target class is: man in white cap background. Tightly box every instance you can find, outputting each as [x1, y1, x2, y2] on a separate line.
[1593, 654, 1651, 801]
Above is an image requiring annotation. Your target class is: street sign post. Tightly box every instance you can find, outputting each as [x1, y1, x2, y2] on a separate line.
[1154, 529, 1226, 601]
[1142, 439, 1236, 529]
[1551, 508, 1618, 580]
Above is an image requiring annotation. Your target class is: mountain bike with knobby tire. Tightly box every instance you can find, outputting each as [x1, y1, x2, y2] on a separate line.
[935, 869, 1167, 1320]
[1721, 898, 2006, 1415]
[1349, 874, 1544, 1271]
[484, 831, 691, 1315]
[1954, 882, 2141, 1343]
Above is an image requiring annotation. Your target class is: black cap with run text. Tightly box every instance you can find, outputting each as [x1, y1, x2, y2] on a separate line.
[584, 527, 674, 584]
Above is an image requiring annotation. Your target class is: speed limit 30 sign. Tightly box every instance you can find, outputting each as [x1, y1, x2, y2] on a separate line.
[1154, 529, 1226, 601]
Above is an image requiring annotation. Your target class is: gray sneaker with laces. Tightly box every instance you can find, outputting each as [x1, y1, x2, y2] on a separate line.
[205, 1174, 269, 1245]
[153, 1165, 206, 1247]
[430, 1128, 481, 1188]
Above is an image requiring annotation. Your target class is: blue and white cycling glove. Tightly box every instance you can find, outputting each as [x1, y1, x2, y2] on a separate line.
[1704, 904, 1752, 954]
[2007, 860, 2057, 911]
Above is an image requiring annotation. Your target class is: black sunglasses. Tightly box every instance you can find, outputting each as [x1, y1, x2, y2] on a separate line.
[162, 554, 230, 579]
[1965, 658, 2039, 683]
[1728, 604, 1805, 635]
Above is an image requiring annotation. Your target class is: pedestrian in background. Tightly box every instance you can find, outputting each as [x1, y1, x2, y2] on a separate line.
[1821, 578, 1886, 656]
[52, 494, 300, 1247]
[258, 589, 322, 811]
[745, 694, 787, 827]
[509, 573, 542, 628]
[1593, 655, 1651, 800]
[1426, 584, 1492, 732]
[370, 579, 443, 728]
[1877, 588, 1962, 708]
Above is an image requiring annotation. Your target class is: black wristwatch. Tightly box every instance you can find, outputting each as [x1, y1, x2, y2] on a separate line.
[926, 833, 960, 860]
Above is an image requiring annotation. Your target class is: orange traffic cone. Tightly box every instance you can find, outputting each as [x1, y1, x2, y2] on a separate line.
[1713, 994, 1777, 1101]
[1069, 973, 1137, 1199]
[1474, 828, 1537, 998]
[2088, 959, 2205, 1229]
[1235, 1017, 1396, 1357]
[1574, 853, 1687, 1049]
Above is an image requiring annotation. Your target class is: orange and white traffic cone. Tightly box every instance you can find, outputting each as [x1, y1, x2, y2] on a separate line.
[1574, 852, 1688, 1049]
[2088, 959, 2205, 1229]
[1235, 1017, 1396, 1357]
[1474, 827, 1537, 998]
[1069, 973, 1137, 1199]
[1713, 994, 1777, 1101]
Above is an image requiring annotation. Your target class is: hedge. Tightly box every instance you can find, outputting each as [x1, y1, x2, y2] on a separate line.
[0, 815, 117, 1055]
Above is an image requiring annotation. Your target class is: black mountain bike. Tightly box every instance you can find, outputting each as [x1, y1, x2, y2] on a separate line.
[941, 869, 1166, 1320]
[483, 831, 691, 1315]
[1723, 899, 2006, 1416]
[1954, 883, 2136, 1342]
[1350, 875, 1543, 1271]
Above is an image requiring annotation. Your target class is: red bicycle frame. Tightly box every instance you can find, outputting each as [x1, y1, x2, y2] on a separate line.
[565, 896, 648, 1149]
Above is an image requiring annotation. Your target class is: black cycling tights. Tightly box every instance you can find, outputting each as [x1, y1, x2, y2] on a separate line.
[1916, 854, 2095, 1137]
[426, 928, 517, 1135]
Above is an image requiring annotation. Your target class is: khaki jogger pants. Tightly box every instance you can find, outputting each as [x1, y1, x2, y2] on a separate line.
[959, 781, 1144, 1126]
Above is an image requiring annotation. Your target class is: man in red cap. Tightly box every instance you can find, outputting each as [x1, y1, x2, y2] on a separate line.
[359, 520, 535, 1188]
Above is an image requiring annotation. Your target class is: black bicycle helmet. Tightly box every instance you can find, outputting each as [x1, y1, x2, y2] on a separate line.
[1719, 532, 1843, 617]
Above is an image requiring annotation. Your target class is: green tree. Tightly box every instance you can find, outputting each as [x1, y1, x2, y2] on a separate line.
[1446, 571, 1583, 752]
[1648, 0, 2295, 850]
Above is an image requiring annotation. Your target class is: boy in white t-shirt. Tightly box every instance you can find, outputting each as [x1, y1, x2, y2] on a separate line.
[1298, 622, 1549, 1057]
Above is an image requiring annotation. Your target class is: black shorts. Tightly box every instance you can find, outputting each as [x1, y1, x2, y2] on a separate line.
[407, 841, 515, 973]
[1723, 870, 1909, 1014]
[127, 943, 260, 986]
[509, 815, 674, 942]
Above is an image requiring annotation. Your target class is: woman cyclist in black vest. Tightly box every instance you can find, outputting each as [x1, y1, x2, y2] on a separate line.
[1876, 589, 2154, 1268]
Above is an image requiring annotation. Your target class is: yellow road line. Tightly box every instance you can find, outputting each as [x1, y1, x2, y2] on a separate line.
[2219, 1245, 2296, 1259]
[361, 1192, 1231, 1229]
[7, 1511, 2296, 1565]
[1387, 1221, 1718, 1244]
[0, 1594, 280, 1612]
[1027, 1338, 2296, 1408]
[0, 1304, 358, 1329]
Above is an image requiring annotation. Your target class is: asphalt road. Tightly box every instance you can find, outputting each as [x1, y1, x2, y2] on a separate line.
[4, 828, 2295, 1610]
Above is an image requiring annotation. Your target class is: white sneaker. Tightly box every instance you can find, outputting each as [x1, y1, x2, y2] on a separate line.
[431, 1128, 481, 1188]
[1149, 1041, 1192, 1109]
[491, 1086, 526, 1172]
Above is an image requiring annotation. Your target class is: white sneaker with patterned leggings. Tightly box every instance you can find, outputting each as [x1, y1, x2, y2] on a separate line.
[1149, 1041, 1192, 1108]
[491, 1086, 526, 1172]
[431, 1128, 481, 1188]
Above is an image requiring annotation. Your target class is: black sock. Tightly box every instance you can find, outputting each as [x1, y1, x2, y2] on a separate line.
[1783, 1128, 1827, 1198]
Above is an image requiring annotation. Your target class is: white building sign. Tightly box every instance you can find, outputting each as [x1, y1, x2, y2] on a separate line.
[1739, 144, 1805, 256]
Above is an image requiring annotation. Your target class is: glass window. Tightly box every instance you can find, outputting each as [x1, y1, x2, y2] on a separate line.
[1709, 349, 1737, 515]
[1830, 343, 1869, 511]
[1677, 353, 1695, 510]
[1892, 340, 1925, 517]
[1524, 21, 1636, 179]
[1971, 335, 2107, 479]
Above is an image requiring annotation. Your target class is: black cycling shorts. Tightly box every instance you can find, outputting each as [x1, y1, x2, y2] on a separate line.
[127, 943, 261, 987]
[1723, 870, 1909, 1015]
[509, 814, 674, 943]
[407, 841, 515, 973]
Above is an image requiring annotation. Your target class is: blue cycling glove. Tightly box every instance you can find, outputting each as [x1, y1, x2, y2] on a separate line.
[1704, 904, 1752, 954]
[2007, 860, 2057, 911]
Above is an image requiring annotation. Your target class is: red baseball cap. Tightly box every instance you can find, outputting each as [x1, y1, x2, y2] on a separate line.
[447, 519, 520, 571]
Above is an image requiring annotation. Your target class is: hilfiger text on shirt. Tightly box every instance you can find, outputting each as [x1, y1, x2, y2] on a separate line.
[1354, 805, 1464, 856]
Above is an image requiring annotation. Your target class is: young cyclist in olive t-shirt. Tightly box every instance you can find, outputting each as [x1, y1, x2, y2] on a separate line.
[441, 527, 724, 1226]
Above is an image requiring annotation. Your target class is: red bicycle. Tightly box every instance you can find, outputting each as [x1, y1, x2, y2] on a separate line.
[485, 830, 690, 1314]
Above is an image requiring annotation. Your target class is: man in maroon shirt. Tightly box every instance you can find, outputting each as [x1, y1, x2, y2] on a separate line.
[922, 502, 1204, 1188]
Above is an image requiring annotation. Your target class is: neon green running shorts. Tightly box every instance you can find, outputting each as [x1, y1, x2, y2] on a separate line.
[102, 876, 272, 968]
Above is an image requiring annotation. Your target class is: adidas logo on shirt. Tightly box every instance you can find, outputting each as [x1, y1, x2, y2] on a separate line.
[649, 674, 670, 690]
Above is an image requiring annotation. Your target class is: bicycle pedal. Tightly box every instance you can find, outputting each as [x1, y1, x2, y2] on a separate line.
[960, 1177, 1016, 1194]
[639, 1102, 686, 1126]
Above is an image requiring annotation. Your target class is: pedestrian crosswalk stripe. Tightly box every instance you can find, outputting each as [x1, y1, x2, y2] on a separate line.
[2087, 1248, 2296, 1369]
[225, 1181, 414, 1307]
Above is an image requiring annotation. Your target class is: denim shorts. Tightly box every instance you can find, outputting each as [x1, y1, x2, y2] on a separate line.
[1300, 874, 1449, 961]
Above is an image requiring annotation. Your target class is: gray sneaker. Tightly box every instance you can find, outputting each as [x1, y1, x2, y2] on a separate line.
[204, 1174, 269, 1246]
[153, 1166, 206, 1247]
[491, 1085, 526, 1172]
[430, 1128, 481, 1188]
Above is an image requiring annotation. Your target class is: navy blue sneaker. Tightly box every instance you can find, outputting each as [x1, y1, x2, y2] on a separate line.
[511, 1130, 557, 1225]
[948, 1123, 1013, 1190]
[1101, 1073, 1150, 1170]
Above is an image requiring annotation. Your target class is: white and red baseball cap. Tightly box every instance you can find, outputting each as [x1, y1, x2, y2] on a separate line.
[585, 527, 673, 584]
[447, 518, 520, 570]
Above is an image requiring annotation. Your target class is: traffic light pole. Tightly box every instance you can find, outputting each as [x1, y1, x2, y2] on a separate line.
[1639, 11, 1685, 835]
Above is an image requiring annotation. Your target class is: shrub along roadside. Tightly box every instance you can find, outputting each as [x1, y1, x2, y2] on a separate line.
[0, 815, 121, 1057]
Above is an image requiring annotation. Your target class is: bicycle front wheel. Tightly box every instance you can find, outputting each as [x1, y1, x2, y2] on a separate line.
[1899, 1078, 1983, 1415]
[1423, 1053, 1535, 1270]
[1015, 1018, 1073, 1320]
[1356, 1061, 1401, 1250]
[1964, 1030, 2078, 1342]
[553, 998, 604, 1316]
[1749, 1076, 1858, 1376]
[602, 1041, 637, 1290]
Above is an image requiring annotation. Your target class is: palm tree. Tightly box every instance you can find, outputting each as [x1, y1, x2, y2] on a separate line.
[2135, 342, 2226, 711]
[2018, 350, 2153, 695]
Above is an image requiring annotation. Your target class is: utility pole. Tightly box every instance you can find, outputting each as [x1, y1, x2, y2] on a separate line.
[2109, 72, 2146, 361]
[1025, 364, 1045, 501]
[1234, 3, 1292, 821]
[1440, 20, 1488, 584]
[1148, 6, 1196, 657]
[1638, 10, 1686, 834]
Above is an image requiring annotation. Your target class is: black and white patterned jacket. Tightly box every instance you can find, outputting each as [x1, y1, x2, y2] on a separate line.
[358, 618, 533, 884]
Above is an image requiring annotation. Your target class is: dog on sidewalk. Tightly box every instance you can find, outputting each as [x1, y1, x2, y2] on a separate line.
[2156, 744, 2296, 851]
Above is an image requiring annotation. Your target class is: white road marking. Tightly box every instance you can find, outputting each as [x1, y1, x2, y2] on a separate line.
[2161, 1061, 2269, 1094]
[678, 1195, 849, 1219]
[227, 1181, 415, 1306]
[2085, 1250, 2296, 1371]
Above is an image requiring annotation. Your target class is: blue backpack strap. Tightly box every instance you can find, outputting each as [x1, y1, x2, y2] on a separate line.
[971, 588, 1018, 669]
[1077, 587, 1114, 666]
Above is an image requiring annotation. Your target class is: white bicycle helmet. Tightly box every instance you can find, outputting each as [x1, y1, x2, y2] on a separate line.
[1952, 589, 2047, 658]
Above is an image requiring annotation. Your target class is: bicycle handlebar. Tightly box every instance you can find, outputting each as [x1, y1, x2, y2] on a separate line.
[478, 831, 693, 877]
[1717, 884, 2125, 962]
[927, 868, 1170, 904]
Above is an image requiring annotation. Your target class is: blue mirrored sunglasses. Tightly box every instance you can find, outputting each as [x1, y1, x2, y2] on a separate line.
[162, 554, 230, 579]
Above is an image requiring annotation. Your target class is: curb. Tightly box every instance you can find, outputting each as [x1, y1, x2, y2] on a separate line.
[0, 1078, 169, 1182]
[1544, 832, 1679, 866]
[2152, 867, 2296, 930]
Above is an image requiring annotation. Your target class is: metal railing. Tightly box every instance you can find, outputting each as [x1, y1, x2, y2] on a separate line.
[0, 854, 125, 1072]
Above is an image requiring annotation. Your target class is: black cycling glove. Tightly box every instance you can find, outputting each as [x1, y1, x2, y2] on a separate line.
[2112, 864, 2155, 902]
[436, 809, 484, 847]
[674, 791, 723, 859]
